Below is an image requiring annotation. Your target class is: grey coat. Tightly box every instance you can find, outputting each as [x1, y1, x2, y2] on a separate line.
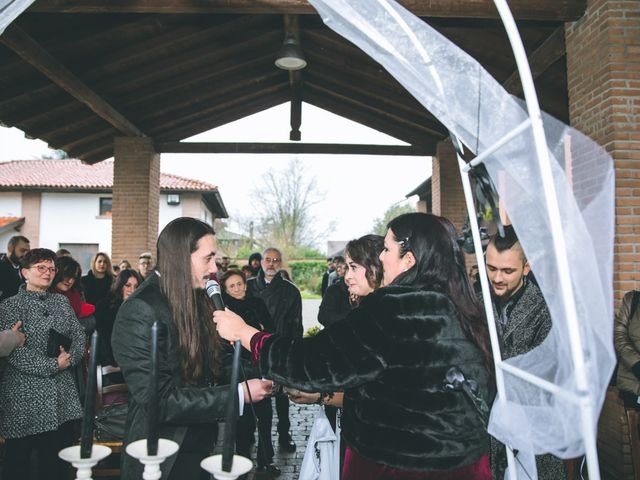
[489, 278, 566, 480]
[0, 286, 85, 438]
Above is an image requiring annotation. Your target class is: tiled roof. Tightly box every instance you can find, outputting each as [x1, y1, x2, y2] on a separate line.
[0, 159, 217, 191]
[0, 216, 23, 228]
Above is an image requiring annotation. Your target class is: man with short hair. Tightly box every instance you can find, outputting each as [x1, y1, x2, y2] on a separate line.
[219, 256, 230, 273]
[0, 235, 30, 302]
[138, 252, 154, 279]
[247, 247, 303, 453]
[321, 257, 334, 297]
[485, 225, 565, 480]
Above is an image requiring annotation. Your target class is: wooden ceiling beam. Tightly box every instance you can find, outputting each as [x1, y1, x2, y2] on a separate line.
[503, 26, 566, 95]
[305, 81, 444, 138]
[304, 92, 437, 148]
[28, 0, 587, 21]
[156, 142, 432, 156]
[0, 24, 145, 137]
[151, 92, 289, 142]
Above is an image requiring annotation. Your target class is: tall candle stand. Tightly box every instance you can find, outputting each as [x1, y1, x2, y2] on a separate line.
[58, 444, 112, 480]
[201, 454, 253, 480]
[126, 438, 179, 480]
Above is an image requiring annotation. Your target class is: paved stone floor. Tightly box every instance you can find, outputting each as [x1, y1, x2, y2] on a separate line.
[214, 401, 320, 480]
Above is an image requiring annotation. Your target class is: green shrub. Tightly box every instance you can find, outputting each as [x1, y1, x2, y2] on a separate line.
[289, 260, 325, 295]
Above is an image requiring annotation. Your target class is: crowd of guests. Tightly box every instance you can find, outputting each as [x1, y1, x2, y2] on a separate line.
[0, 212, 637, 480]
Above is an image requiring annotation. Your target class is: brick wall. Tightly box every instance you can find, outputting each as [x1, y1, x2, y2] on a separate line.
[21, 191, 41, 247]
[112, 137, 160, 265]
[566, 0, 640, 303]
[431, 139, 467, 232]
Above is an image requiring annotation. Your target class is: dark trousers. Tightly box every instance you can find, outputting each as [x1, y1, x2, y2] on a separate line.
[236, 398, 274, 466]
[275, 393, 290, 438]
[4, 421, 75, 480]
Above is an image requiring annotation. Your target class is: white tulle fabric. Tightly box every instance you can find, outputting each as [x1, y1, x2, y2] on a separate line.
[309, 0, 615, 469]
[0, 0, 35, 36]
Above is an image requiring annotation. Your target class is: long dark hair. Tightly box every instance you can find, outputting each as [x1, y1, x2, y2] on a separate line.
[387, 213, 493, 375]
[53, 255, 82, 292]
[344, 234, 384, 305]
[110, 269, 143, 307]
[157, 217, 222, 383]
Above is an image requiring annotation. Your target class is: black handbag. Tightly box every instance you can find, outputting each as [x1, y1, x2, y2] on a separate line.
[94, 403, 128, 441]
[46, 329, 72, 357]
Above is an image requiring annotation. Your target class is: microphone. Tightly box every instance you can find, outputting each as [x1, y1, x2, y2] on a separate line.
[205, 279, 225, 311]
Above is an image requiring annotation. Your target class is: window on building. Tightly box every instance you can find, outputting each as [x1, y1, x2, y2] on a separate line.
[99, 197, 112, 217]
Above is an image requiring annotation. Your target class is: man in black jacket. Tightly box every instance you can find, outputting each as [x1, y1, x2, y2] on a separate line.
[0, 235, 30, 302]
[247, 247, 302, 452]
[112, 218, 272, 480]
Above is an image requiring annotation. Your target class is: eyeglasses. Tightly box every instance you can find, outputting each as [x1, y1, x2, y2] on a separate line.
[264, 257, 282, 264]
[31, 265, 57, 274]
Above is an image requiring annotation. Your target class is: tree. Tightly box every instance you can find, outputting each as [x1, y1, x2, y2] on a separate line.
[371, 202, 415, 235]
[250, 158, 323, 256]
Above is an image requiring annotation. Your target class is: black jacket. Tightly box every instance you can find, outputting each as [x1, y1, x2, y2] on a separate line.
[246, 269, 302, 338]
[112, 274, 231, 480]
[318, 279, 351, 328]
[81, 271, 112, 307]
[0, 254, 23, 302]
[259, 285, 490, 471]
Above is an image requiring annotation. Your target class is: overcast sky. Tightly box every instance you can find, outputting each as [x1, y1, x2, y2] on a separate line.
[0, 102, 432, 251]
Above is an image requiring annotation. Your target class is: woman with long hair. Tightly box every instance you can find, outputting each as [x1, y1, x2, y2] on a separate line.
[95, 268, 142, 366]
[81, 252, 114, 308]
[112, 217, 272, 480]
[215, 213, 493, 479]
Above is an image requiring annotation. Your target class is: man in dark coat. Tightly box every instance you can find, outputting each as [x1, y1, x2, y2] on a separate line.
[246, 247, 302, 452]
[0, 235, 29, 302]
[485, 226, 565, 480]
[112, 217, 271, 480]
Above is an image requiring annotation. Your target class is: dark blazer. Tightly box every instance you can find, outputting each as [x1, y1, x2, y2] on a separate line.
[112, 273, 231, 480]
[0, 254, 23, 302]
[246, 270, 303, 337]
[318, 279, 351, 328]
[259, 285, 490, 471]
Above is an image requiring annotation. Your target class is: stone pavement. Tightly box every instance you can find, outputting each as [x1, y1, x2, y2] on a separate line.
[214, 401, 321, 480]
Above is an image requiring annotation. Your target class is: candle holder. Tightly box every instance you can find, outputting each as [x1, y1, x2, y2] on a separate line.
[201, 454, 253, 480]
[58, 444, 112, 480]
[126, 438, 179, 480]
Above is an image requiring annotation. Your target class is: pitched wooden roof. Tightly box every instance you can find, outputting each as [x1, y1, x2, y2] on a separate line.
[0, 1, 583, 163]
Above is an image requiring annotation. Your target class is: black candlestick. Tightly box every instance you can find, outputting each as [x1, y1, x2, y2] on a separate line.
[80, 330, 99, 458]
[222, 340, 242, 472]
[147, 321, 159, 456]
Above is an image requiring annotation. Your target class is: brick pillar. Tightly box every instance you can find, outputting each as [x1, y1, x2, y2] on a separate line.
[431, 139, 467, 232]
[112, 137, 160, 266]
[565, 0, 640, 303]
[21, 191, 41, 247]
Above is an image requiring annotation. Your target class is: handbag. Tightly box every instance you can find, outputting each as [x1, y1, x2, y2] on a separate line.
[46, 328, 72, 357]
[94, 403, 128, 441]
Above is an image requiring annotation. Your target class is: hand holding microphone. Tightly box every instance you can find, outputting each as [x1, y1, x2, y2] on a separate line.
[207, 280, 257, 346]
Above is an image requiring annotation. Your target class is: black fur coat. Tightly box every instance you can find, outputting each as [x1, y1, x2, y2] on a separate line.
[260, 285, 490, 471]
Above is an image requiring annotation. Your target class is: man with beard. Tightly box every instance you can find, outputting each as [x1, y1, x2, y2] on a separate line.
[485, 225, 565, 480]
[246, 247, 302, 452]
[0, 236, 30, 302]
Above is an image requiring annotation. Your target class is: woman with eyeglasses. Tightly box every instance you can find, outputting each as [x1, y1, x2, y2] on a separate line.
[215, 213, 494, 479]
[0, 248, 86, 480]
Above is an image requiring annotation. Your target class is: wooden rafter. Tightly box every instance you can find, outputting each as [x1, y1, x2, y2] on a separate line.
[502, 26, 566, 95]
[27, 0, 587, 21]
[0, 25, 145, 137]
